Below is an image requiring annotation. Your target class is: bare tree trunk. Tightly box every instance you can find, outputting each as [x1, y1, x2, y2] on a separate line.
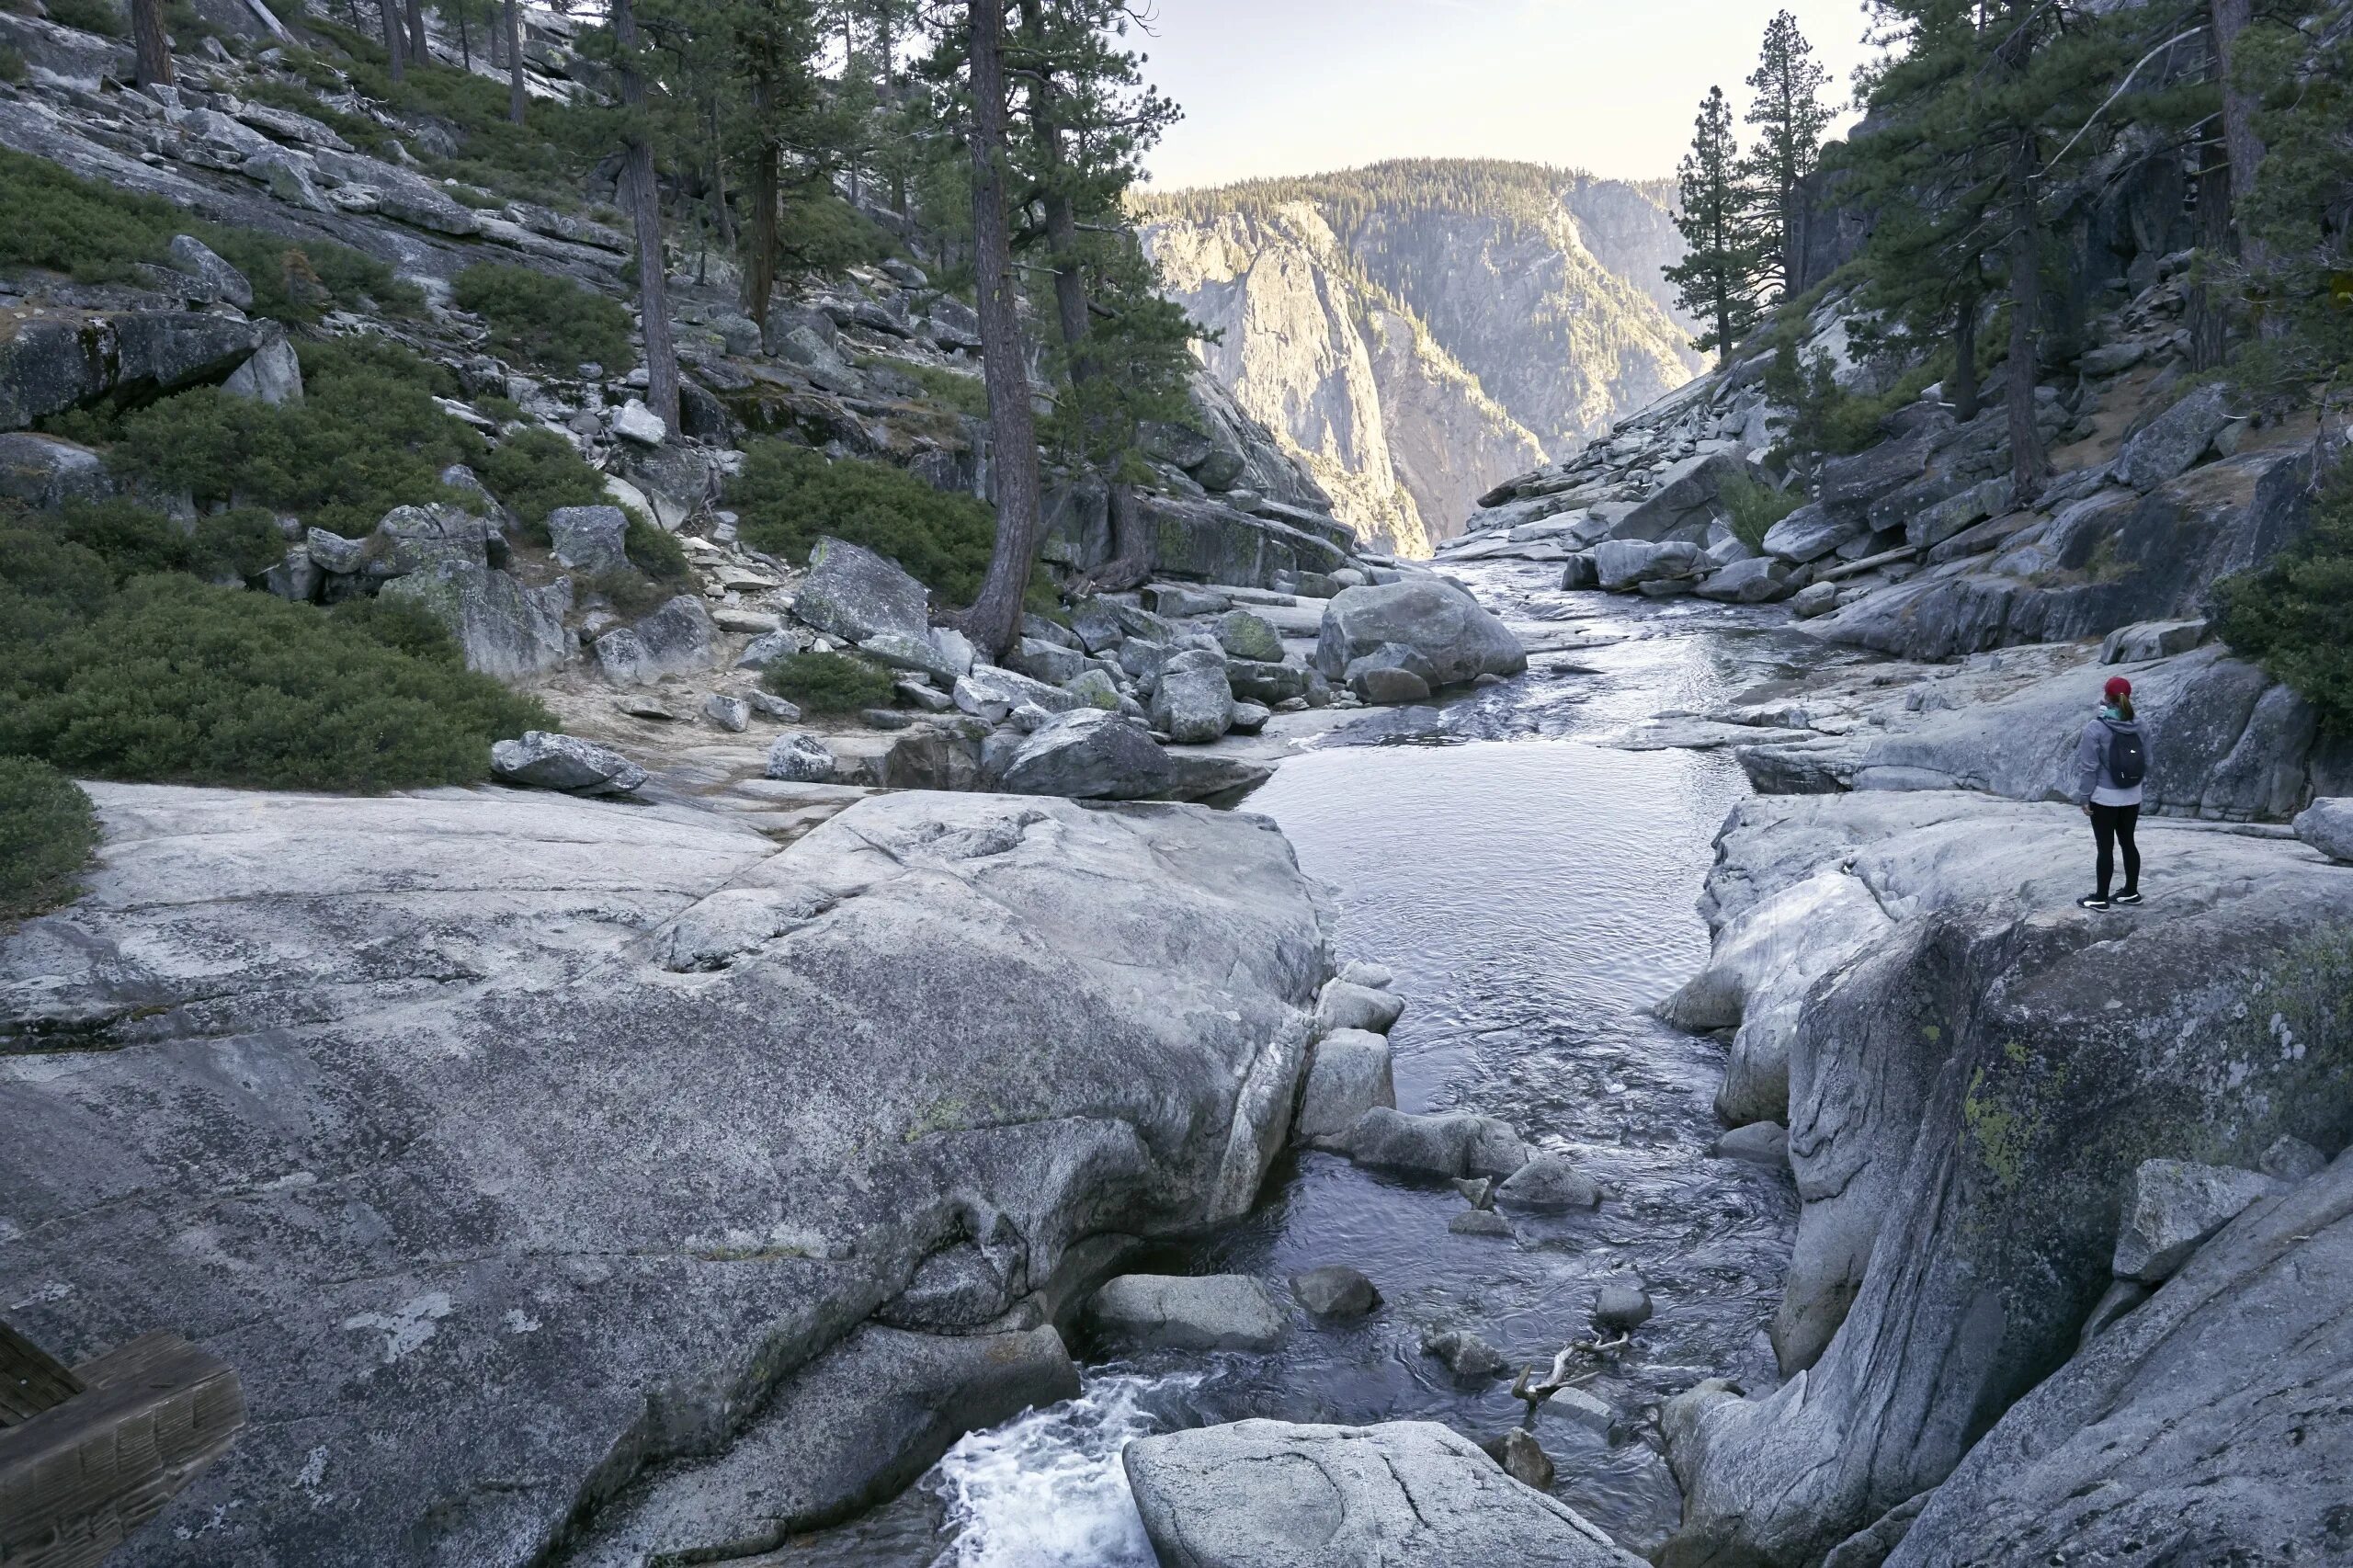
[456, 2, 471, 71]
[2188, 110, 2234, 369]
[2004, 133, 2047, 503]
[1998, 4, 2046, 505]
[381, 0, 405, 82]
[1951, 288, 1981, 424]
[960, 0, 1044, 656]
[131, 0, 174, 87]
[2210, 0, 2263, 210]
[504, 0, 525, 121]
[404, 0, 427, 63]
[706, 104, 735, 250]
[614, 0, 679, 436]
[744, 82, 779, 327]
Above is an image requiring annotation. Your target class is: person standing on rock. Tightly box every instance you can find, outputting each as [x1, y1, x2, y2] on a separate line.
[2074, 675, 2148, 910]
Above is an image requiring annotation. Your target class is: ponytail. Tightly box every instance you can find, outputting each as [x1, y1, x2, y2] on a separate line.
[2114, 695, 2135, 722]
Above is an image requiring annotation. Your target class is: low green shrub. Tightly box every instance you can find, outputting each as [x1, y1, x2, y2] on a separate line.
[453, 262, 634, 374]
[773, 185, 899, 274]
[625, 512, 689, 581]
[49, 498, 284, 584]
[729, 441, 1000, 603]
[300, 335, 460, 397]
[760, 651, 895, 713]
[41, 0, 124, 37]
[892, 360, 990, 419]
[2215, 456, 2353, 733]
[477, 427, 607, 528]
[0, 574, 551, 791]
[0, 756, 97, 921]
[0, 148, 419, 321]
[0, 43, 29, 84]
[1719, 472, 1803, 552]
[105, 341, 483, 535]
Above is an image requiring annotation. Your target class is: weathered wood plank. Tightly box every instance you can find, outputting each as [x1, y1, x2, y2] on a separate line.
[0, 1333, 243, 1568]
[0, 1325, 83, 1432]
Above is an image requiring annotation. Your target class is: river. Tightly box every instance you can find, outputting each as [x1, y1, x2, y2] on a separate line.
[775, 562, 1857, 1565]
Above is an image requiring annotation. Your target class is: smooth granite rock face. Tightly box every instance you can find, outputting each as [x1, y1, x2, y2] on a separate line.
[1122, 1420, 1647, 1568]
[1593, 538, 1702, 592]
[1881, 1154, 2353, 1568]
[1657, 791, 2353, 1568]
[0, 785, 1331, 1567]
[1821, 644, 2319, 824]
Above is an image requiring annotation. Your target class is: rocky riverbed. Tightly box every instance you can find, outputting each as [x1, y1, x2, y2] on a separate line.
[725, 552, 2353, 1568]
[9, 546, 2349, 1565]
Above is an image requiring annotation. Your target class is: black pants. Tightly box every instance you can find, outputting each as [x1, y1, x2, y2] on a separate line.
[2091, 801, 2141, 898]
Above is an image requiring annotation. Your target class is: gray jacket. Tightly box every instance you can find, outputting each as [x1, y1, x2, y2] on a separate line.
[2073, 715, 2145, 807]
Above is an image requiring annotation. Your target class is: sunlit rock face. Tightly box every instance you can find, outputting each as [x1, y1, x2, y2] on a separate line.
[1142, 161, 1700, 554]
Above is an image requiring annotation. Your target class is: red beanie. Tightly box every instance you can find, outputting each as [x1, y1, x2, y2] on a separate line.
[2104, 676, 2133, 701]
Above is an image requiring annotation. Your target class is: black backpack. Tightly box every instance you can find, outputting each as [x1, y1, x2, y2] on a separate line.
[2104, 721, 2147, 789]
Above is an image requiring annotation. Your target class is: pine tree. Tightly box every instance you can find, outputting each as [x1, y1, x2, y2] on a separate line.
[2223, 9, 2353, 407]
[1743, 10, 1832, 300]
[959, 0, 1045, 659]
[1663, 85, 1766, 369]
[1010, 0, 1188, 587]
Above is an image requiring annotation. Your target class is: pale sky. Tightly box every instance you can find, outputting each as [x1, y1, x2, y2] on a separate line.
[1131, 0, 1881, 190]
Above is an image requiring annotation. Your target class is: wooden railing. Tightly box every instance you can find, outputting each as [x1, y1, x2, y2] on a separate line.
[1, 1321, 243, 1568]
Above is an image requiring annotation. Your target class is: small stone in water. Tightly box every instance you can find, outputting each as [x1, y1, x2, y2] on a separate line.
[1545, 1385, 1617, 1439]
[1421, 1327, 1508, 1379]
[1479, 1427, 1555, 1491]
[1593, 1281, 1654, 1333]
[1449, 1209, 1513, 1237]
[1453, 1176, 1495, 1210]
[1289, 1265, 1381, 1318]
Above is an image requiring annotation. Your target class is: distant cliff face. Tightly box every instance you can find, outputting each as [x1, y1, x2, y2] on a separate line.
[1140, 161, 1701, 551]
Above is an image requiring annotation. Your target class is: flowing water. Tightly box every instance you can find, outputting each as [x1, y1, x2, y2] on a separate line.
[776, 563, 1863, 1565]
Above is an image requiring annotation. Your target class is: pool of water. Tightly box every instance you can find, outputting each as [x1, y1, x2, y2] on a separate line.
[775, 566, 1853, 1564]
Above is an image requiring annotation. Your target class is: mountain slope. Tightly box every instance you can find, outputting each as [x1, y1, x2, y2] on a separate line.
[1139, 160, 1701, 550]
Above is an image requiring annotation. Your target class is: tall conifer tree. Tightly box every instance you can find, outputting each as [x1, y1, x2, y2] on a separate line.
[1743, 10, 1832, 300]
[1663, 85, 1767, 369]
